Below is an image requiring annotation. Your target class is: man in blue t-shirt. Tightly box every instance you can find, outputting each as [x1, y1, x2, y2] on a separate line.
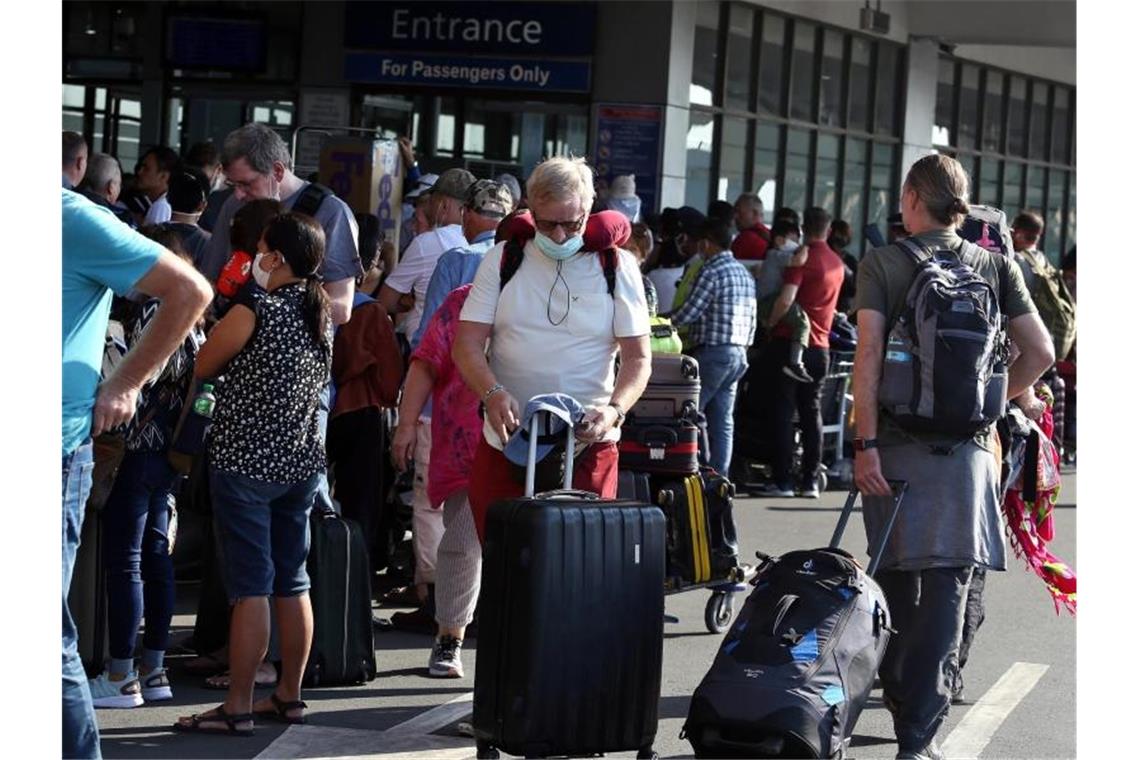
[62, 189, 212, 759]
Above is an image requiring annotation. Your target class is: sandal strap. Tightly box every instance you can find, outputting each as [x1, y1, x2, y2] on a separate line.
[271, 692, 308, 712]
[214, 704, 254, 727]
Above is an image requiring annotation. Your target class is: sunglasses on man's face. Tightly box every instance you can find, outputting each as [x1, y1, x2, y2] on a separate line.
[534, 215, 586, 236]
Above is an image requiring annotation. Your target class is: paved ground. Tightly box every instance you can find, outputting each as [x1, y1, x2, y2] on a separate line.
[97, 472, 1076, 759]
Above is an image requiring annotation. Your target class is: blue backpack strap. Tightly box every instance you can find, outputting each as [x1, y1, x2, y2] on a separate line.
[895, 236, 931, 264]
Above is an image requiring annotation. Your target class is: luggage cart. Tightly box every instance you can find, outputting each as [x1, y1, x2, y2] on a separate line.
[665, 563, 759, 634]
[819, 350, 855, 491]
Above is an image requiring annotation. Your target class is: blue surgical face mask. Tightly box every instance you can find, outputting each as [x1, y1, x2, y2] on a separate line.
[534, 231, 584, 261]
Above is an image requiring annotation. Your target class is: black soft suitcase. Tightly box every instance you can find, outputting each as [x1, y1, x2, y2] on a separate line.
[619, 416, 702, 475]
[473, 414, 667, 760]
[632, 354, 701, 419]
[683, 483, 908, 759]
[617, 470, 653, 503]
[303, 511, 377, 687]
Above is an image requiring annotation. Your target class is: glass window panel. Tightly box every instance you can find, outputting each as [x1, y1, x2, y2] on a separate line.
[1026, 167, 1045, 232]
[981, 70, 1004, 153]
[691, 1, 720, 108]
[436, 98, 456, 156]
[875, 44, 900, 135]
[1045, 170, 1066, 266]
[93, 115, 104, 154]
[463, 101, 521, 162]
[1051, 87, 1072, 164]
[848, 38, 871, 132]
[979, 159, 1000, 206]
[1028, 81, 1049, 160]
[867, 142, 895, 230]
[717, 117, 748, 202]
[783, 128, 811, 213]
[814, 134, 840, 214]
[1008, 76, 1027, 157]
[758, 15, 786, 115]
[116, 121, 140, 171]
[119, 98, 140, 119]
[63, 84, 85, 109]
[725, 5, 753, 111]
[1067, 174, 1076, 249]
[753, 123, 780, 220]
[1002, 162, 1023, 211]
[820, 30, 843, 128]
[96, 88, 106, 110]
[685, 110, 715, 211]
[842, 137, 867, 242]
[958, 64, 980, 150]
[62, 112, 84, 134]
[557, 113, 588, 158]
[933, 59, 955, 146]
[789, 22, 816, 122]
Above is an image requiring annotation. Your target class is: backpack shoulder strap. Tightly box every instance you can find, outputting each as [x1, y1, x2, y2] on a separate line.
[499, 238, 526, 291]
[600, 248, 617, 297]
[293, 182, 333, 218]
[894, 236, 930, 265]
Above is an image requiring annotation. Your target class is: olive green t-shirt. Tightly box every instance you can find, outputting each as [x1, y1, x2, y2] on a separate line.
[854, 228, 1037, 444]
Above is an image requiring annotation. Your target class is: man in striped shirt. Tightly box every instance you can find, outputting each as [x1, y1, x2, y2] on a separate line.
[670, 218, 757, 475]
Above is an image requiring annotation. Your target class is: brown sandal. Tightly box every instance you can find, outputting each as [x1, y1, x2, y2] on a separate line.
[254, 692, 308, 725]
[173, 704, 255, 737]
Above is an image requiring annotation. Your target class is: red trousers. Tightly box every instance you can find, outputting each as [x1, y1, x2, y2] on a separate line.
[468, 437, 619, 542]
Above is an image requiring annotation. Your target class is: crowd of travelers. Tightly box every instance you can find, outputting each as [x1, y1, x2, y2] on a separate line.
[62, 123, 1074, 760]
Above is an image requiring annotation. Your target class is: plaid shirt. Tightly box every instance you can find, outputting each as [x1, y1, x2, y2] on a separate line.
[671, 251, 757, 347]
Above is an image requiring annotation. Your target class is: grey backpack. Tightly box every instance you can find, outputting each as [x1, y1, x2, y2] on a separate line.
[878, 237, 1009, 437]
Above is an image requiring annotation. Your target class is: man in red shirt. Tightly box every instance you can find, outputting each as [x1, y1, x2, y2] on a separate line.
[762, 206, 844, 498]
[731, 192, 770, 261]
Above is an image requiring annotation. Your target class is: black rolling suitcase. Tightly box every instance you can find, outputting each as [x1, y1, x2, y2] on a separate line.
[303, 511, 377, 687]
[473, 413, 667, 760]
[684, 483, 908, 759]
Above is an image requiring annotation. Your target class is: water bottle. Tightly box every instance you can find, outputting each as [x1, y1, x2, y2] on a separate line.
[168, 382, 217, 474]
[879, 334, 914, 413]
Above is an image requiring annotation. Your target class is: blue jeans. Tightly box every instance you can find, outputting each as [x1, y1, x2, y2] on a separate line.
[102, 451, 177, 661]
[693, 345, 749, 476]
[210, 468, 319, 601]
[62, 441, 100, 760]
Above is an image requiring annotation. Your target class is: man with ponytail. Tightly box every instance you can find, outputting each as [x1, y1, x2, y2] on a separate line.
[852, 154, 1054, 760]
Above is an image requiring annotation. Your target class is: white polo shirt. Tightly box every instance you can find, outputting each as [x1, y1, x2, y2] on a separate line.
[460, 240, 650, 450]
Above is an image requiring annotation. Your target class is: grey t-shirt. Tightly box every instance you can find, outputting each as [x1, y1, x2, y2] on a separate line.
[200, 182, 363, 284]
[755, 246, 795, 299]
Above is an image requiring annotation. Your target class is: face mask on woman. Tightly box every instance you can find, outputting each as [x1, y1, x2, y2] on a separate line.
[251, 252, 274, 289]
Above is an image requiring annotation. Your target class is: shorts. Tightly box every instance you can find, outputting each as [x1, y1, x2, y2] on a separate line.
[210, 466, 320, 602]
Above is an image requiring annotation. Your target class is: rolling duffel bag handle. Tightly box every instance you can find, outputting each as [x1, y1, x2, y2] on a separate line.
[524, 410, 581, 498]
[829, 480, 908, 576]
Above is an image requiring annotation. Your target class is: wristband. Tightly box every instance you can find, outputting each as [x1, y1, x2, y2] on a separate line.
[483, 383, 505, 403]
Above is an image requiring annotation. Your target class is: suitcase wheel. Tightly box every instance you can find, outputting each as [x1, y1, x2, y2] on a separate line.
[475, 741, 500, 759]
[705, 591, 735, 633]
[637, 747, 658, 760]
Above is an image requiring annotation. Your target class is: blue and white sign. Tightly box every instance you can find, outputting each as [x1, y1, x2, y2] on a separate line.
[594, 104, 665, 214]
[345, 1, 596, 57]
[345, 52, 591, 93]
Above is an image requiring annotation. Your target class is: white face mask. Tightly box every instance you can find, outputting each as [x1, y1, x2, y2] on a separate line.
[252, 252, 274, 290]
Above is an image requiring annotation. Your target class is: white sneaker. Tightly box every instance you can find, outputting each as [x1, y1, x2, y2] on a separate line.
[428, 636, 465, 678]
[89, 670, 144, 709]
[140, 667, 173, 702]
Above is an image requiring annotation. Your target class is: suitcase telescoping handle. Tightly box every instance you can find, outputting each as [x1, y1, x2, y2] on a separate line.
[523, 410, 578, 498]
[830, 480, 908, 577]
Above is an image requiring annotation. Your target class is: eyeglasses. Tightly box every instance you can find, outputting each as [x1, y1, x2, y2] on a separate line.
[225, 175, 265, 192]
[533, 215, 586, 235]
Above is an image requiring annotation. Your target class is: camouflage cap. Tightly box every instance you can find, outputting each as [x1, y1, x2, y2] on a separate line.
[464, 179, 515, 219]
[427, 167, 476, 201]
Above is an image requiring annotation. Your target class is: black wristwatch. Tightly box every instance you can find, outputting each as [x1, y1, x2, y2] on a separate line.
[608, 402, 627, 427]
[854, 437, 879, 452]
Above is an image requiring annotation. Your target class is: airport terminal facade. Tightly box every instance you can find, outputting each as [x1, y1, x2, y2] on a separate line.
[63, 0, 1076, 259]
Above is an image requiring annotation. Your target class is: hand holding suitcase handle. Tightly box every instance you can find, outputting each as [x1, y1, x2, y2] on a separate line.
[830, 480, 908, 576]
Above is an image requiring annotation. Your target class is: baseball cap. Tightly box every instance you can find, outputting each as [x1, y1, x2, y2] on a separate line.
[427, 167, 476, 201]
[503, 394, 586, 469]
[403, 173, 438, 201]
[465, 179, 515, 219]
[496, 173, 522, 205]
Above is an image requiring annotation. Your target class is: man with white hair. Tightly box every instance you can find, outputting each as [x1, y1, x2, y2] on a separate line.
[78, 153, 135, 228]
[732, 192, 771, 262]
[453, 156, 652, 540]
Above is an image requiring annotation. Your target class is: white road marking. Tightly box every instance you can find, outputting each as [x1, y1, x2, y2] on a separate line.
[942, 661, 1050, 759]
[254, 692, 475, 759]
